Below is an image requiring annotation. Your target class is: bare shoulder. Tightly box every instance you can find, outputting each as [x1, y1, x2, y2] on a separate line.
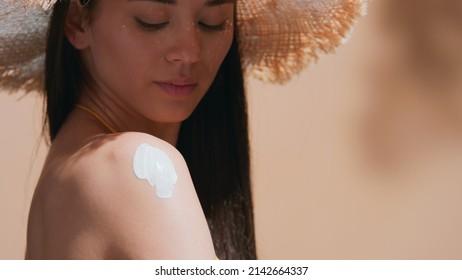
[33, 132, 215, 259]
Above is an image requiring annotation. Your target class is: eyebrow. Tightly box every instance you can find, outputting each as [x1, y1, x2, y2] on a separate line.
[129, 0, 235, 7]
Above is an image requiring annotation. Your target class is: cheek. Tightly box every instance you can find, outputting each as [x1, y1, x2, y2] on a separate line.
[89, 23, 162, 89]
[203, 32, 234, 74]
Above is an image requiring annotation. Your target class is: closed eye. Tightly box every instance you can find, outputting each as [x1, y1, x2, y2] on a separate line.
[135, 18, 229, 32]
[135, 18, 169, 31]
[199, 22, 228, 32]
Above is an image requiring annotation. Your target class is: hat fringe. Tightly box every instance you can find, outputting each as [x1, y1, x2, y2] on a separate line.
[239, 0, 367, 84]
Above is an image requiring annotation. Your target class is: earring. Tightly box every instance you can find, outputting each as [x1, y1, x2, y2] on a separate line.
[79, 0, 92, 6]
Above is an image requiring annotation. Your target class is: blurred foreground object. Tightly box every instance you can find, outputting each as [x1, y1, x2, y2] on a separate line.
[363, 0, 462, 168]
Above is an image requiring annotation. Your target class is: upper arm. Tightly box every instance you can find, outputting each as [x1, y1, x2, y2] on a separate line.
[65, 133, 216, 259]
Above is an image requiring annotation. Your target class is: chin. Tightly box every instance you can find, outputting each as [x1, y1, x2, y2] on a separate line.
[151, 108, 196, 124]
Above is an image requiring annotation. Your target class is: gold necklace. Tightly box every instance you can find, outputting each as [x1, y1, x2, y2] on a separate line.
[76, 104, 117, 133]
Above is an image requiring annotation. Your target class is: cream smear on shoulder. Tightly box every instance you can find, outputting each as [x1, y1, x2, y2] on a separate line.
[133, 143, 178, 198]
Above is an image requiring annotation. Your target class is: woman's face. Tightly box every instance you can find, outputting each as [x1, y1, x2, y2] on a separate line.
[75, 0, 235, 123]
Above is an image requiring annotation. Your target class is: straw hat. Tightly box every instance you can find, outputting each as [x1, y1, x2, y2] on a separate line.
[0, 0, 367, 93]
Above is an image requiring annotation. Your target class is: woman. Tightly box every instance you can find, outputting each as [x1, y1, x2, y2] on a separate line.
[0, 0, 364, 259]
[27, 0, 253, 260]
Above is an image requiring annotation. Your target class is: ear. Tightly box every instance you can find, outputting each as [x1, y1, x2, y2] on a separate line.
[64, 0, 91, 49]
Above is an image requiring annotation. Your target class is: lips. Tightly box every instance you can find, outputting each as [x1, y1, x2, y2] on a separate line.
[155, 81, 198, 97]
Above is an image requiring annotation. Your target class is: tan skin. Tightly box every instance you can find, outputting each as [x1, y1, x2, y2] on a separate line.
[26, 0, 234, 259]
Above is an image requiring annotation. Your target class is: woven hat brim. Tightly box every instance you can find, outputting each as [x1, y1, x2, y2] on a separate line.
[1, 1, 49, 93]
[0, 0, 367, 93]
[238, 0, 367, 83]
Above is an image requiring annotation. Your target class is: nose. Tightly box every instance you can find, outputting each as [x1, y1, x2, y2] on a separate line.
[165, 23, 202, 65]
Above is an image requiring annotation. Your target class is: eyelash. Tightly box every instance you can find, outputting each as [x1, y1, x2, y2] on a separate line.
[135, 18, 228, 32]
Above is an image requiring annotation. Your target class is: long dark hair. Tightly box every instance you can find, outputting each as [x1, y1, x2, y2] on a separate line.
[44, 1, 256, 260]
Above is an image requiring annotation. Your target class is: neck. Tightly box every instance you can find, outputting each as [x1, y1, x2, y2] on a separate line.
[78, 89, 182, 147]
[147, 123, 181, 147]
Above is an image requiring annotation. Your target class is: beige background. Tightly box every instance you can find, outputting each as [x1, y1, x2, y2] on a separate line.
[2, 1, 462, 259]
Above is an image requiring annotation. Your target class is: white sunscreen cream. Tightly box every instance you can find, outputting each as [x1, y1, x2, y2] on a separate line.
[133, 143, 178, 198]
